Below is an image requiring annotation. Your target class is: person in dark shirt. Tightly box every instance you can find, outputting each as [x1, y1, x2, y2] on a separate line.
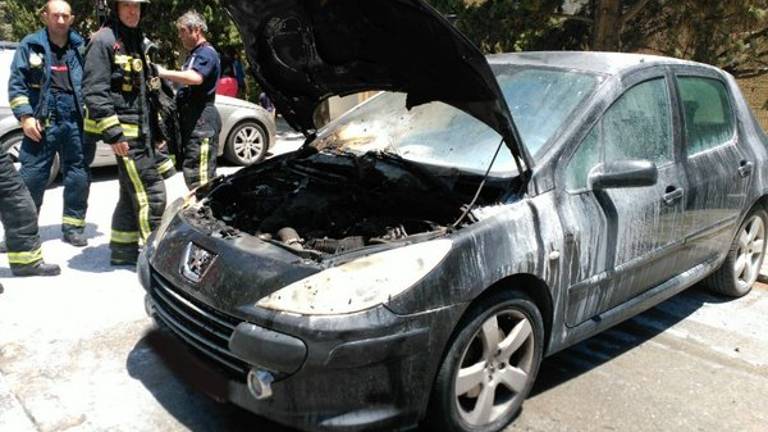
[7, 0, 90, 249]
[157, 10, 221, 189]
[216, 46, 238, 97]
[49, 43, 74, 93]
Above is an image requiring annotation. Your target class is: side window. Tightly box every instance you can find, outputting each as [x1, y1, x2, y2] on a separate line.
[677, 77, 735, 155]
[566, 127, 599, 190]
[566, 78, 673, 191]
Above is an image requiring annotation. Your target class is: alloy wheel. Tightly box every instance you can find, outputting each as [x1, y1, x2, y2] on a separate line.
[233, 124, 265, 164]
[454, 309, 535, 426]
[735, 214, 765, 291]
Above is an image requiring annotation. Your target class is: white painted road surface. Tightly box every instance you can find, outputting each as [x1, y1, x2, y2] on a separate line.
[1, 126, 768, 431]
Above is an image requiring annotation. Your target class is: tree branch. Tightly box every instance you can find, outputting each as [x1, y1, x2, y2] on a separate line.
[552, 13, 593, 25]
[621, 0, 653, 26]
[727, 67, 768, 79]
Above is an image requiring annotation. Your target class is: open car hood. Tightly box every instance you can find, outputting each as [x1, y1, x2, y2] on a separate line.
[221, 0, 526, 160]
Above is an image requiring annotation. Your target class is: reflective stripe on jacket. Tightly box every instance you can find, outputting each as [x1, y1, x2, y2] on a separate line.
[82, 23, 149, 145]
[8, 28, 85, 122]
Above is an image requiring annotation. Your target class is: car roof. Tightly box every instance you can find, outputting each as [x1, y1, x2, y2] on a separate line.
[488, 51, 713, 76]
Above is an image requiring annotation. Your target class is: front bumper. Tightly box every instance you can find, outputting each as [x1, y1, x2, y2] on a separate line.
[139, 255, 464, 432]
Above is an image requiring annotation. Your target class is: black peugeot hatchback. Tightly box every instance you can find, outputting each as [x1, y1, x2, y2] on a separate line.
[139, 1, 768, 431]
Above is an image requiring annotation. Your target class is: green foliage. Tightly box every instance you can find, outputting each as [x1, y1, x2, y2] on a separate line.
[624, 0, 768, 77]
[4, 0, 768, 84]
[428, 0, 565, 53]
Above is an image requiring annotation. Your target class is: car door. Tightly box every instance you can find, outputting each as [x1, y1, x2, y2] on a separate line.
[561, 72, 688, 327]
[671, 69, 751, 266]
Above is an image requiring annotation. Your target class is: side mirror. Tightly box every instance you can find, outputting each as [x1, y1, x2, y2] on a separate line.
[588, 160, 658, 190]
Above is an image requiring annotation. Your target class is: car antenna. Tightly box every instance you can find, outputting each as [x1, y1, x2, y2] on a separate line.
[451, 137, 506, 228]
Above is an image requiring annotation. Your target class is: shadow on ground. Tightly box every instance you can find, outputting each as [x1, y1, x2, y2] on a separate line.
[122, 286, 733, 431]
[38, 222, 103, 244]
[529, 285, 730, 397]
[127, 328, 296, 432]
[67, 243, 136, 273]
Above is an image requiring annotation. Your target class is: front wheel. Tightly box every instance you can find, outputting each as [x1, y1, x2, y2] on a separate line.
[703, 208, 767, 297]
[426, 291, 544, 432]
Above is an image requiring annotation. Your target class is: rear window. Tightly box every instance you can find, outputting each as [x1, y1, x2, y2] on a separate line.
[677, 76, 735, 155]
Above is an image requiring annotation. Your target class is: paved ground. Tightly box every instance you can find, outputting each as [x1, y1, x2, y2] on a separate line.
[1, 125, 767, 431]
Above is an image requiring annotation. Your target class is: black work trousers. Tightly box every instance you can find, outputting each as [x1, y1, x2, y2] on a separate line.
[110, 140, 166, 260]
[0, 151, 44, 270]
[180, 103, 221, 189]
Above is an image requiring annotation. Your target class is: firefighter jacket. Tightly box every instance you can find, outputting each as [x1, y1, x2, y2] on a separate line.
[8, 28, 85, 122]
[82, 23, 151, 145]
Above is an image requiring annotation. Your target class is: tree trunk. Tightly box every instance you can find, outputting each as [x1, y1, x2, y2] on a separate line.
[592, 0, 622, 51]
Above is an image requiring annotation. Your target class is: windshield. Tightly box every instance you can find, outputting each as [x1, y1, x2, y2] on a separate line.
[314, 65, 599, 176]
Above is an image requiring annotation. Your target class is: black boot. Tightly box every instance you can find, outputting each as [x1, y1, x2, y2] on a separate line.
[63, 231, 88, 247]
[111, 251, 138, 267]
[11, 261, 61, 277]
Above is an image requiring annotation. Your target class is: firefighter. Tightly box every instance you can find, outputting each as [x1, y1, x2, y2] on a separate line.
[82, 0, 166, 266]
[7, 0, 90, 247]
[0, 150, 60, 277]
[156, 10, 221, 190]
[143, 37, 179, 181]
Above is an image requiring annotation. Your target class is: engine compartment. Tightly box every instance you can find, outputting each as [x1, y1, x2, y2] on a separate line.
[189, 149, 506, 257]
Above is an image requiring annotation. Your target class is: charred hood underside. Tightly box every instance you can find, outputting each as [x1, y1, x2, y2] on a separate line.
[220, 0, 525, 159]
[192, 150, 511, 258]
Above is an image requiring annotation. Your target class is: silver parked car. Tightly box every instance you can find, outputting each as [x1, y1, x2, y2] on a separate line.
[0, 41, 276, 183]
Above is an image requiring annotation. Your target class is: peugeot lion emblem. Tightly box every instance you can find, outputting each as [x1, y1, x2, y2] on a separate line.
[181, 243, 216, 283]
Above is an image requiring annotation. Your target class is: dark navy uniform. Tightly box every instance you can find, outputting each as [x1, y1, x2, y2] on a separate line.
[83, 21, 166, 264]
[177, 41, 221, 189]
[8, 29, 90, 239]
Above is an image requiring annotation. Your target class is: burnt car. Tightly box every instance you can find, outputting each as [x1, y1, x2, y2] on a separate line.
[138, 1, 768, 431]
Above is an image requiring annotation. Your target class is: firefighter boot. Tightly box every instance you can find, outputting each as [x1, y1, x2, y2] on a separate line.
[63, 231, 88, 247]
[11, 261, 61, 277]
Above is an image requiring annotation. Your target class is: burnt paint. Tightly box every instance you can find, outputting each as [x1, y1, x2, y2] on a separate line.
[147, 54, 768, 432]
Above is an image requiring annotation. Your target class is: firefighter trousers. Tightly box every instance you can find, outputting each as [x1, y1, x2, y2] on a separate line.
[110, 142, 166, 261]
[19, 92, 89, 234]
[0, 150, 45, 271]
[180, 103, 220, 189]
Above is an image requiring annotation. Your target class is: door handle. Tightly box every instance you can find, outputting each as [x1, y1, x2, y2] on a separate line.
[662, 187, 683, 205]
[739, 160, 754, 178]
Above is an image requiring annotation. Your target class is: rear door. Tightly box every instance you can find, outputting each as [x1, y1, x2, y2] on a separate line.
[672, 68, 751, 266]
[562, 70, 688, 326]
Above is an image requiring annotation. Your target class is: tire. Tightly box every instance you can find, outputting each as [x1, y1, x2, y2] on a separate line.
[1, 131, 59, 186]
[426, 290, 544, 432]
[703, 208, 768, 297]
[224, 120, 268, 166]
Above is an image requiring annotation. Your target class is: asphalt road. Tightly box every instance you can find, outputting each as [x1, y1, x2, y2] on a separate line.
[1, 130, 767, 431]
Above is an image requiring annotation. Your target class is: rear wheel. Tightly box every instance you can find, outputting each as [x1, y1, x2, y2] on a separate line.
[703, 208, 767, 297]
[224, 120, 268, 165]
[426, 290, 544, 432]
[1, 131, 59, 186]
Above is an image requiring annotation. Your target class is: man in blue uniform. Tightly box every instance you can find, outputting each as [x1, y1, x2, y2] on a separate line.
[157, 10, 221, 189]
[8, 0, 90, 247]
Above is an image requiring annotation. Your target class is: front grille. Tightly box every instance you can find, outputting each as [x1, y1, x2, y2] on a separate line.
[149, 269, 249, 379]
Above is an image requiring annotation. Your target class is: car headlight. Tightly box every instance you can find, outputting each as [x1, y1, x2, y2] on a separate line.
[256, 239, 452, 315]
